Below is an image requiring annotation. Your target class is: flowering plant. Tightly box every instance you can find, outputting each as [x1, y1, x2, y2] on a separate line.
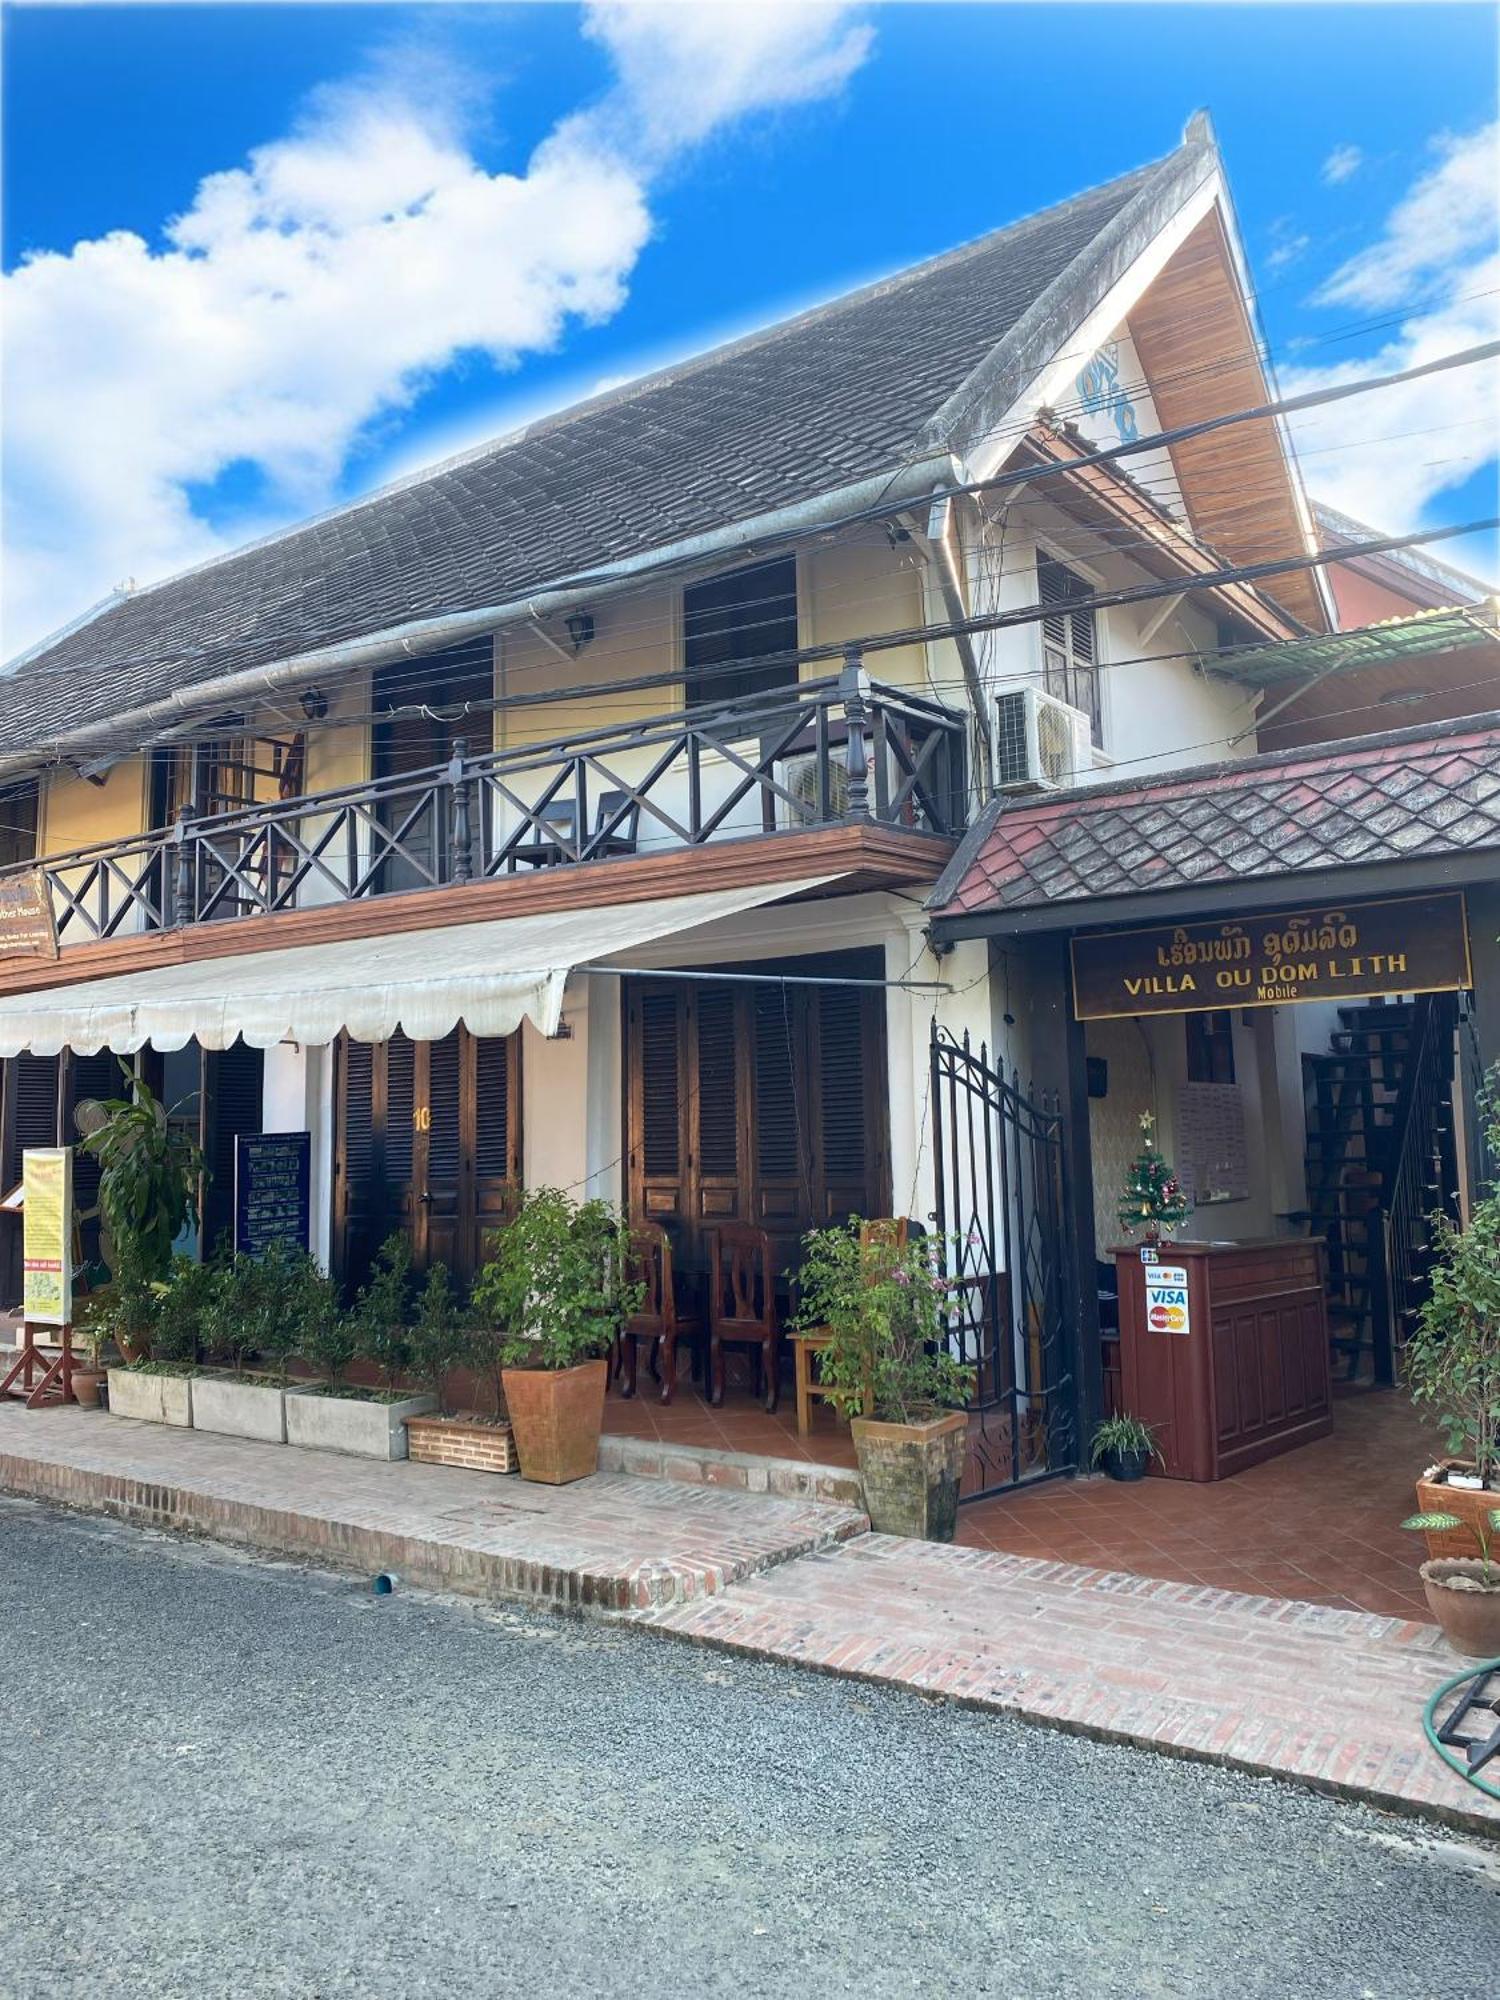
[790, 1221, 975, 1426]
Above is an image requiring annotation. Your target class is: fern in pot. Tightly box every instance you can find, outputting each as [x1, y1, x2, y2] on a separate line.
[792, 1222, 974, 1541]
[1090, 1414, 1162, 1483]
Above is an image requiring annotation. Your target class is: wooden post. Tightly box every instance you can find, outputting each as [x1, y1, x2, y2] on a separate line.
[448, 738, 473, 884]
[171, 805, 196, 927]
[840, 646, 870, 819]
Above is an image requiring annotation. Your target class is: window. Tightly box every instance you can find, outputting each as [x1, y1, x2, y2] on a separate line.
[1185, 1010, 1237, 1085]
[683, 557, 799, 711]
[1038, 556, 1101, 747]
[0, 783, 38, 869]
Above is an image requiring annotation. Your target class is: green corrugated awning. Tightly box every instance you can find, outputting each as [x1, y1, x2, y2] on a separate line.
[1206, 605, 1498, 689]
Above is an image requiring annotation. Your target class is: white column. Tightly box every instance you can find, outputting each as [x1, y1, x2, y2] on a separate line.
[584, 973, 624, 1205]
[521, 979, 591, 1194]
[885, 921, 993, 1231]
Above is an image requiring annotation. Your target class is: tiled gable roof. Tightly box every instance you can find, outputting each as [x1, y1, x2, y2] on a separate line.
[1, 144, 1201, 756]
[931, 716, 1500, 920]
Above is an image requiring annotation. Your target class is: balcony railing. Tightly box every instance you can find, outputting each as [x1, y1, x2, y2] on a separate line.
[9, 660, 969, 948]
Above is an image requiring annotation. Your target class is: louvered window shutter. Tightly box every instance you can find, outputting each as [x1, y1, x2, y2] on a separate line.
[473, 1035, 511, 1179]
[384, 1033, 415, 1183]
[696, 988, 738, 1177]
[816, 988, 867, 1181]
[203, 1043, 265, 1256]
[427, 1031, 462, 1181]
[12, 1055, 61, 1155]
[753, 987, 799, 1177]
[341, 1041, 375, 1183]
[1038, 556, 1100, 744]
[639, 992, 681, 1177]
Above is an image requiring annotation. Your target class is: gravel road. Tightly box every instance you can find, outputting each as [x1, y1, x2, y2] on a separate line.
[1, 1495, 1496, 1999]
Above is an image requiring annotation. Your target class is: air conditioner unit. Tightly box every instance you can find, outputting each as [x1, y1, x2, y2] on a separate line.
[775, 752, 851, 827]
[992, 687, 1091, 793]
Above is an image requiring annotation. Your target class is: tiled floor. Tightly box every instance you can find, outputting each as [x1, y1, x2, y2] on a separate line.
[607, 1376, 1442, 1623]
[958, 1389, 1442, 1621]
[603, 1376, 859, 1469]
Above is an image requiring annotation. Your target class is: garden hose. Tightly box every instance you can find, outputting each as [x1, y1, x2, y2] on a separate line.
[1421, 1657, 1500, 1803]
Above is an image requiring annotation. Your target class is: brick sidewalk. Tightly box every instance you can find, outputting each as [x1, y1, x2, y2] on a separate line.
[645, 1534, 1500, 1836]
[3, 1403, 1495, 1836]
[0, 1404, 865, 1611]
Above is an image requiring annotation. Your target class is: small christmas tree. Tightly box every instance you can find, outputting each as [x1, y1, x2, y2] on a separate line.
[1118, 1112, 1191, 1244]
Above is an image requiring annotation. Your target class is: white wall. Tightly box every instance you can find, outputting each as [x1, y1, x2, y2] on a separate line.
[261, 1040, 333, 1270]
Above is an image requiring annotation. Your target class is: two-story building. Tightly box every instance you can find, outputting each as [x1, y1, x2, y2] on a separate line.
[3, 112, 1495, 1504]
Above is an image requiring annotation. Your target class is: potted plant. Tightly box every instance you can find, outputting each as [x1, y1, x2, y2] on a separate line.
[404, 1264, 516, 1474]
[791, 1222, 975, 1541]
[1401, 1505, 1500, 1659]
[76, 1064, 201, 1359]
[471, 1189, 639, 1485]
[107, 1254, 208, 1427]
[286, 1238, 436, 1460]
[1090, 1413, 1161, 1482]
[1118, 1112, 1191, 1246]
[193, 1243, 310, 1443]
[1405, 1071, 1500, 1558]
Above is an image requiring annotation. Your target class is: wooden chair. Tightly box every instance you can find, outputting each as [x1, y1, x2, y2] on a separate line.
[708, 1223, 779, 1413]
[618, 1223, 703, 1406]
[790, 1218, 914, 1436]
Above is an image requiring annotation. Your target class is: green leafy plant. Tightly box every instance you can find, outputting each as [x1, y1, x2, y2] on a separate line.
[1405, 1070, 1500, 1489]
[76, 1062, 202, 1290]
[789, 1222, 975, 1427]
[149, 1253, 221, 1370]
[301, 1284, 358, 1394]
[1090, 1413, 1162, 1468]
[471, 1188, 640, 1374]
[1402, 1508, 1500, 1587]
[1117, 1111, 1191, 1241]
[203, 1242, 337, 1385]
[408, 1263, 471, 1414]
[76, 1278, 153, 1372]
[354, 1233, 414, 1393]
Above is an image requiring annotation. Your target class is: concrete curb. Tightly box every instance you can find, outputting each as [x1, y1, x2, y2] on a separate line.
[598, 1432, 864, 1506]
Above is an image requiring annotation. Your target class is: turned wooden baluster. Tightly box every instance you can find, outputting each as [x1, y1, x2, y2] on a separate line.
[447, 737, 473, 884]
[840, 646, 870, 819]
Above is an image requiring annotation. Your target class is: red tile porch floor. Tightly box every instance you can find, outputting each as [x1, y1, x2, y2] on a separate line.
[610, 1377, 1446, 1623]
[957, 1388, 1443, 1623]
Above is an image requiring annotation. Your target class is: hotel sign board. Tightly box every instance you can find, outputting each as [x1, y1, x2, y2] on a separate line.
[0, 869, 58, 960]
[1071, 892, 1471, 1022]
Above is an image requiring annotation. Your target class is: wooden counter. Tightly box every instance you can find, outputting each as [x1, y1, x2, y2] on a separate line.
[1114, 1238, 1332, 1482]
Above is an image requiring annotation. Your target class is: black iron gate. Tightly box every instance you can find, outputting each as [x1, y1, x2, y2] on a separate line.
[930, 1023, 1079, 1499]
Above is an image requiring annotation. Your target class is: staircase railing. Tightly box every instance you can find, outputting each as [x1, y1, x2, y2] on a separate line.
[1369, 992, 1457, 1383]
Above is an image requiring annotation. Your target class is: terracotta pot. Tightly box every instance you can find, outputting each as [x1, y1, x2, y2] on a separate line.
[72, 1369, 104, 1409]
[1419, 1558, 1500, 1659]
[1413, 1461, 1500, 1560]
[501, 1358, 608, 1485]
[851, 1410, 967, 1542]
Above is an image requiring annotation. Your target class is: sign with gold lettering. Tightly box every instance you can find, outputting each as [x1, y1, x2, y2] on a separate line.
[1071, 892, 1471, 1021]
[0, 869, 58, 960]
[22, 1147, 73, 1325]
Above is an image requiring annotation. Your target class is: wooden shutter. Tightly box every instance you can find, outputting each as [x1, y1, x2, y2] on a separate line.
[384, 1032, 415, 1187]
[66, 1051, 122, 1276]
[336, 1038, 378, 1288]
[629, 985, 688, 1235]
[0, 1054, 61, 1306]
[472, 1031, 521, 1268]
[202, 1043, 265, 1257]
[813, 987, 882, 1223]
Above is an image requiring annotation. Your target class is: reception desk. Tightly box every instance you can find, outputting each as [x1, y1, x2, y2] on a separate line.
[1114, 1239, 1332, 1482]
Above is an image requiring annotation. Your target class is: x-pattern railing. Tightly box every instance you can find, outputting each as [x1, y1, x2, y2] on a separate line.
[7, 658, 968, 946]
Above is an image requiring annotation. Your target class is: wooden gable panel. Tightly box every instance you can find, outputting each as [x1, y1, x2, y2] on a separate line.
[1128, 212, 1328, 631]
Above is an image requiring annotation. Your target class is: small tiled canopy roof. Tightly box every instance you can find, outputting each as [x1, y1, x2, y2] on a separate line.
[930, 714, 1500, 927]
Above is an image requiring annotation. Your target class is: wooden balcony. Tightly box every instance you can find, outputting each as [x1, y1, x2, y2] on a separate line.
[6, 665, 969, 962]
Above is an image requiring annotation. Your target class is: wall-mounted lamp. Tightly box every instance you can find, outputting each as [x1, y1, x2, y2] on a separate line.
[299, 686, 329, 721]
[564, 611, 595, 655]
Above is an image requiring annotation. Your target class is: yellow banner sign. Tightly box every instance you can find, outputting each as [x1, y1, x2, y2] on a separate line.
[0, 869, 58, 960]
[22, 1147, 73, 1326]
[1071, 892, 1472, 1021]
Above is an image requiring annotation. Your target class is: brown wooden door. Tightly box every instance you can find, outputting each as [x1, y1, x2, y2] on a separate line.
[626, 969, 889, 1282]
[0, 1054, 61, 1306]
[335, 1027, 519, 1289]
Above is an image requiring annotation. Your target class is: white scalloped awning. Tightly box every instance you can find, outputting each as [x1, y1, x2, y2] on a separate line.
[0, 877, 838, 1056]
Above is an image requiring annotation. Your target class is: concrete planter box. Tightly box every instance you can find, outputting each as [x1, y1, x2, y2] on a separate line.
[192, 1374, 287, 1444]
[107, 1367, 194, 1428]
[286, 1388, 438, 1460]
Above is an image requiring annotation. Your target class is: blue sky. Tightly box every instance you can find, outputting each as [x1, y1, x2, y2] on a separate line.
[3, 3, 1496, 652]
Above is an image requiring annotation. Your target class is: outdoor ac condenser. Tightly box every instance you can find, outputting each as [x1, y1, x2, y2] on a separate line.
[775, 752, 852, 826]
[991, 686, 1092, 792]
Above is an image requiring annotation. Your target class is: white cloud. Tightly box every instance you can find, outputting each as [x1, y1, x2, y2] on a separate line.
[1314, 123, 1498, 308]
[1320, 143, 1364, 187]
[1266, 217, 1311, 272]
[1283, 123, 1500, 542]
[2, 3, 873, 657]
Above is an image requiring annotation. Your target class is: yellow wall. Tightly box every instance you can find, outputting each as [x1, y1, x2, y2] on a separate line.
[40, 759, 150, 856]
[801, 528, 927, 692]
